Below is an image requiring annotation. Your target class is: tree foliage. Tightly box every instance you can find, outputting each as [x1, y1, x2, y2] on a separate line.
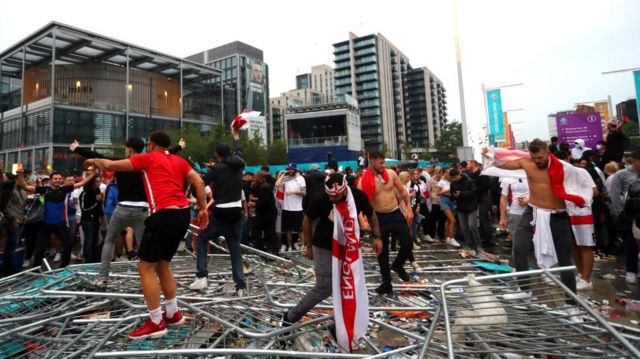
[433, 121, 463, 158]
[166, 125, 287, 167]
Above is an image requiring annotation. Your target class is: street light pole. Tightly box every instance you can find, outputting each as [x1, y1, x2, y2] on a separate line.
[453, 0, 469, 147]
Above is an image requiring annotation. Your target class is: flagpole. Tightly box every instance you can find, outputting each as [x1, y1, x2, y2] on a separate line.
[453, 0, 469, 147]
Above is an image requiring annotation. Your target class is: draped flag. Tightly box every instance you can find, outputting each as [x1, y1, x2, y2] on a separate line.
[331, 187, 369, 352]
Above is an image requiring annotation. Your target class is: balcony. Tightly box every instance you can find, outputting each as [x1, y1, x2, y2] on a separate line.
[288, 135, 348, 148]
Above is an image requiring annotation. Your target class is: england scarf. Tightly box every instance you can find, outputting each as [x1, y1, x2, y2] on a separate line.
[330, 187, 369, 352]
[482, 147, 596, 252]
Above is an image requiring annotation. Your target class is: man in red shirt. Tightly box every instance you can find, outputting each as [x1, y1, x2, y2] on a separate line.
[85, 131, 208, 340]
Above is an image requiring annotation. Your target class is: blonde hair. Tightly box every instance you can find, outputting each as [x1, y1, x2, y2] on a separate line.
[604, 161, 619, 176]
[399, 171, 410, 183]
[442, 168, 453, 182]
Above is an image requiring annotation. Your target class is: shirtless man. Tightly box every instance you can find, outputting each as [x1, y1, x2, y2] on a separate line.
[483, 139, 577, 299]
[358, 151, 414, 294]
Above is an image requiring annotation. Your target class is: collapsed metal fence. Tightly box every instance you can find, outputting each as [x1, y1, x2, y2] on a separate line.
[0, 240, 638, 358]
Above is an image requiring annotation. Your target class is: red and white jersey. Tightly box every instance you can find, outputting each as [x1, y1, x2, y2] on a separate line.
[129, 150, 191, 214]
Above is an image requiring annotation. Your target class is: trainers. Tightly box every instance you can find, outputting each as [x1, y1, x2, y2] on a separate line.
[127, 251, 138, 261]
[423, 235, 436, 243]
[413, 242, 421, 250]
[93, 277, 109, 288]
[53, 252, 61, 263]
[391, 263, 411, 282]
[446, 237, 461, 248]
[374, 282, 393, 295]
[410, 261, 423, 273]
[501, 290, 532, 300]
[576, 278, 593, 290]
[563, 306, 585, 323]
[235, 288, 246, 297]
[189, 277, 208, 290]
[626, 272, 638, 284]
[280, 244, 288, 253]
[163, 310, 185, 326]
[22, 259, 31, 268]
[128, 319, 167, 339]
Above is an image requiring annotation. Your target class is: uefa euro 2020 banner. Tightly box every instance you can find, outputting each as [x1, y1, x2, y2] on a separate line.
[555, 112, 603, 150]
[486, 89, 505, 139]
[634, 70, 640, 124]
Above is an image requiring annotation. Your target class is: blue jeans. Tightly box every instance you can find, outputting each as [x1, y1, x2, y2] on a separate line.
[82, 221, 101, 263]
[2, 221, 24, 274]
[196, 209, 245, 289]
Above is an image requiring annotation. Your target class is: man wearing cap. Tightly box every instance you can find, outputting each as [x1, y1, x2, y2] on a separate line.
[189, 129, 247, 295]
[275, 163, 306, 252]
[283, 173, 382, 325]
[604, 119, 630, 165]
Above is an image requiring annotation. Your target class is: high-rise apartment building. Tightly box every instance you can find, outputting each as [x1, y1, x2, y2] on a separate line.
[333, 32, 447, 158]
[296, 65, 334, 104]
[187, 42, 270, 131]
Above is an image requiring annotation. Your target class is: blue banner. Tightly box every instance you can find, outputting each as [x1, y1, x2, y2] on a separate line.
[486, 89, 505, 137]
[634, 71, 640, 124]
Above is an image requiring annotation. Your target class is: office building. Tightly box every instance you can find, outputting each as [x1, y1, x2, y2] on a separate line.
[333, 32, 447, 158]
[0, 22, 221, 172]
[616, 99, 638, 125]
[187, 41, 270, 135]
[295, 65, 334, 104]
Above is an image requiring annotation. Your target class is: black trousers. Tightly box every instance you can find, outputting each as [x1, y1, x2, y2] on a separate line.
[33, 223, 72, 268]
[426, 204, 446, 239]
[377, 209, 413, 284]
[251, 212, 279, 254]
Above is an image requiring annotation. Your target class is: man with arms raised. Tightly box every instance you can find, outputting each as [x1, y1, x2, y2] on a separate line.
[85, 132, 208, 340]
[358, 151, 414, 295]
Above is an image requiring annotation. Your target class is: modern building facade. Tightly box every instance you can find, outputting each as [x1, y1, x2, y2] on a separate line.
[269, 88, 324, 143]
[333, 32, 447, 158]
[616, 99, 638, 125]
[0, 22, 222, 172]
[286, 93, 361, 163]
[295, 65, 334, 104]
[405, 67, 447, 149]
[186, 41, 270, 136]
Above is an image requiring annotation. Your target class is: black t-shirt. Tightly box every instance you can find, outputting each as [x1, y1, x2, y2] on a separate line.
[251, 182, 276, 216]
[36, 185, 75, 224]
[305, 188, 373, 250]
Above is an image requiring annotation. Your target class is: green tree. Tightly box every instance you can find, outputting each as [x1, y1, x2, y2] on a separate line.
[166, 128, 214, 163]
[400, 141, 413, 160]
[268, 139, 288, 165]
[434, 121, 463, 158]
[241, 129, 267, 166]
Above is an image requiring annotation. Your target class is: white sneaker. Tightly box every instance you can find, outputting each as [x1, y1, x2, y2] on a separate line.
[235, 288, 245, 297]
[564, 306, 584, 323]
[280, 244, 288, 253]
[410, 261, 423, 273]
[413, 242, 421, 250]
[423, 235, 436, 243]
[22, 259, 31, 268]
[291, 243, 299, 251]
[501, 290, 532, 300]
[626, 272, 638, 284]
[53, 252, 61, 263]
[576, 278, 593, 290]
[189, 277, 208, 290]
[446, 237, 461, 248]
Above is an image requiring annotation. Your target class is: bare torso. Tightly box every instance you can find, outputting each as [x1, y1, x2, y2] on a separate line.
[372, 169, 400, 213]
[521, 160, 566, 210]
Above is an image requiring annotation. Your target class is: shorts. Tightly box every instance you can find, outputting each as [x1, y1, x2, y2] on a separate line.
[139, 208, 191, 263]
[440, 196, 455, 211]
[281, 210, 303, 232]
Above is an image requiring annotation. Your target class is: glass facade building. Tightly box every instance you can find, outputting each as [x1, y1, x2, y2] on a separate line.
[0, 22, 222, 172]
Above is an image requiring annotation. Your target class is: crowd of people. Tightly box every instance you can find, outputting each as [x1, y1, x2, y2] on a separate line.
[0, 117, 639, 341]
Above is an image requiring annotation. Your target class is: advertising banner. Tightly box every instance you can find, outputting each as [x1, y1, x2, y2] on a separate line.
[634, 71, 640, 124]
[555, 112, 603, 150]
[246, 59, 266, 115]
[486, 89, 505, 137]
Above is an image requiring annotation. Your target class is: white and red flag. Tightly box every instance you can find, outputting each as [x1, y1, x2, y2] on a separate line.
[331, 186, 369, 352]
[231, 109, 260, 132]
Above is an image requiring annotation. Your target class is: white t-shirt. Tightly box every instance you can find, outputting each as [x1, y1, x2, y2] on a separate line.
[437, 179, 450, 194]
[72, 187, 83, 220]
[500, 177, 530, 215]
[283, 174, 306, 211]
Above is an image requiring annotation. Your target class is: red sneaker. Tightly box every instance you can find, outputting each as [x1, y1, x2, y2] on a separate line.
[163, 310, 186, 326]
[128, 319, 167, 339]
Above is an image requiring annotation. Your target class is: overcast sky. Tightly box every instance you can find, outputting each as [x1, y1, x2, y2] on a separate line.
[2, 0, 639, 146]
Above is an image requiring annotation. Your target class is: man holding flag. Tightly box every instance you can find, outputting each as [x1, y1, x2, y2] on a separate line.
[284, 173, 381, 352]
